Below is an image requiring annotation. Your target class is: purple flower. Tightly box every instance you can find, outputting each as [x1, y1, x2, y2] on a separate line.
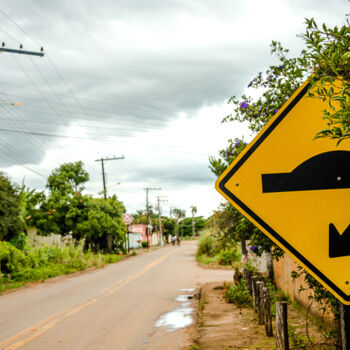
[274, 109, 279, 114]
[249, 246, 255, 251]
[279, 65, 284, 69]
[258, 107, 262, 112]
[225, 150, 228, 159]
[235, 140, 241, 147]
[240, 102, 249, 109]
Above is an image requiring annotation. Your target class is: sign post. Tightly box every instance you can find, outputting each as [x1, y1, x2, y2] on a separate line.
[216, 79, 350, 305]
[122, 214, 134, 253]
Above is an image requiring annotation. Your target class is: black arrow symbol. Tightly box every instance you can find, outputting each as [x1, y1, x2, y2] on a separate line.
[329, 224, 350, 258]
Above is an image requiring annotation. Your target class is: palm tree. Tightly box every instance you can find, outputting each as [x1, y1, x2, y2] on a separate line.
[170, 208, 186, 237]
[190, 206, 197, 237]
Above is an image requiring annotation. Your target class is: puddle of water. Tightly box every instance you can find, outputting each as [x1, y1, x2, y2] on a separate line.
[155, 289, 195, 332]
[174, 294, 193, 302]
[179, 288, 195, 292]
[154, 305, 194, 332]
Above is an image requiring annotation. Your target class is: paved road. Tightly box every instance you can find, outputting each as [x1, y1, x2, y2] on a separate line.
[0, 241, 233, 350]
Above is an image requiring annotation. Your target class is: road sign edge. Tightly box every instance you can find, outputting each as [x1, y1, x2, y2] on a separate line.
[215, 78, 350, 303]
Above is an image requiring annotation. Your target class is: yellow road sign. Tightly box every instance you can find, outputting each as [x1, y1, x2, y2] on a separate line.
[216, 79, 350, 304]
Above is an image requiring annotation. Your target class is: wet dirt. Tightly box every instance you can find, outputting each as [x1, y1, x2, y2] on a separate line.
[192, 281, 338, 350]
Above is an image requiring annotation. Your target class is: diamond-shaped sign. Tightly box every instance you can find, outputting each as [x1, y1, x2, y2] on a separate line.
[216, 79, 350, 304]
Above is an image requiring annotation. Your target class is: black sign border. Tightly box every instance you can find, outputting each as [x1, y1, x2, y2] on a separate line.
[218, 82, 350, 302]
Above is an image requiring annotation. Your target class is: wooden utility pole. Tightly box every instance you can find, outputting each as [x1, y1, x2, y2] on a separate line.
[157, 196, 167, 246]
[95, 155, 125, 251]
[143, 187, 161, 247]
[95, 156, 124, 199]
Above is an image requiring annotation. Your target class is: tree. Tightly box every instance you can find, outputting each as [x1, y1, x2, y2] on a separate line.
[190, 206, 197, 237]
[47, 161, 89, 194]
[302, 18, 350, 143]
[162, 216, 176, 236]
[170, 208, 186, 237]
[0, 172, 24, 241]
[181, 216, 206, 237]
[77, 195, 126, 253]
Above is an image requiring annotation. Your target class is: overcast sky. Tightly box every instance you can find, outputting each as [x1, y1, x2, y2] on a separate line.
[0, 0, 348, 218]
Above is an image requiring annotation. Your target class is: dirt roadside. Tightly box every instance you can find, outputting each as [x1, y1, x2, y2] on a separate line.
[189, 281, 338, 350]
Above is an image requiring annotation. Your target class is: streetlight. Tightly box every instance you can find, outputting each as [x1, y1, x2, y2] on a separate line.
[0, 101, 22, 107]
[107, 182, 121, 189]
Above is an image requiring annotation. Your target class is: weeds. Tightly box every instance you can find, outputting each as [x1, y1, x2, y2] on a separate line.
[223, 281, 253, 308]
[0, 241, 124, 292]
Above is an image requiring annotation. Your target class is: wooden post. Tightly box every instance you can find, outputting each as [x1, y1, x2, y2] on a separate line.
[263, 287, 273, 337]
[252, 276, 264, 312]
[340, 303, 350, 350]
[243, 268, 253, 294]
[251, 276, 259, 310]
[233, 267, 242, 284]
[266, 251, 274, 280]
[276, 301, 289, 350]
[256, 281, 265, 325]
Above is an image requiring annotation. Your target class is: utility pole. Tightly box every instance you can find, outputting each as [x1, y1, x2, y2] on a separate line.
[95, 155, 125, 251]
[157, 195, 167, 246]
[95, 156, 125, 199]
[1, 43, 44, 57]
[143, 187, 161, 247]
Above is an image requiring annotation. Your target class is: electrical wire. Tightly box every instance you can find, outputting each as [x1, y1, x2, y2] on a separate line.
[0, 81, 175, 123]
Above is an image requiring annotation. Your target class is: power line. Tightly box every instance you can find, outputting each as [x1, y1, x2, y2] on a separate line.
[0, 127, 111, 140]
[0, 140, 47, 178]
[0, 81, 175, 121]
[0, 9, 42, 48]
[0, 93, 66, 163]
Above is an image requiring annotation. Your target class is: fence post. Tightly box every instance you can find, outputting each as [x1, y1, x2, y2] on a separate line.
[262, 287, 273, 337]
[243, 268, 253, 294]
[252, 276, 264, 311]
[251, 276, 258, 310]
[256, 281, 265, 325]
[276, 301, 289, 350]
[340, 303, 350, 350]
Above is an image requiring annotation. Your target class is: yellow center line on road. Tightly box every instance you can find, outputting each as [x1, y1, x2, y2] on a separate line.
[1, 249, 177, 350]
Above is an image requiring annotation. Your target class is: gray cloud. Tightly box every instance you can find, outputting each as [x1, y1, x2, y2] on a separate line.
[0, 0, 348, 215]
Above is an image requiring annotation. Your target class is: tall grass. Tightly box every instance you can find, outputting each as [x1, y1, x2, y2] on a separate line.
[196, 230, 240, 266]
[0, 241, 123, 292]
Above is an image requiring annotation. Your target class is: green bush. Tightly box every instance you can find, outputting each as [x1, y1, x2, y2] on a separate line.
[141, 241, 149, 248]
[217, 247, 240, 265]
[196, 235, 218, 257]
[0, 241, 125, 290]
[223, 281, 253, 308]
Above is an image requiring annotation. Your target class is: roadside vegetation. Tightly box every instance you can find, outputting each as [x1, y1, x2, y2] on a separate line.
[0, 160, 205, 292]
[0, 236, 124, 293]
[0, 162, 129, 292]
[196, 229, 241, 267]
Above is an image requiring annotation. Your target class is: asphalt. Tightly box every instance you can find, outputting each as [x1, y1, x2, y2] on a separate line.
[0, 241, 233, 350]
